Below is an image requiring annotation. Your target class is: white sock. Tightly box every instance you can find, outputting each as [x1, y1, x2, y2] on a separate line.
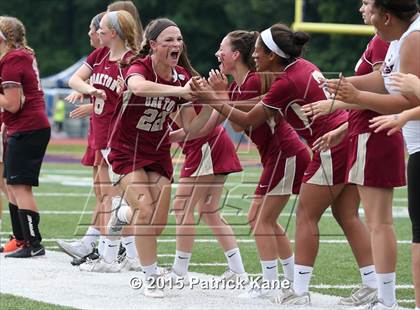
[377, 272, 396, 307]
[81, 227, 100, 250]
[280, 255, 294, 282]
[112, 196, 131, 223]
[121, 236, 137, 259]
[172, 250, 192, 276]
[98, 236, 106, 256]
[293, 265, 313, 295]
[117, 204, 131, 223]
[143, 262, 157, 277]
[224, 248, 245, 274]
[103, 238, 120, 263]
[360, 265, 377, 289]
[261, 259, 278, 282]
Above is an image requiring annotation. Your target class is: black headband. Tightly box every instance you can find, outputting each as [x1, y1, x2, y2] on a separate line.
[148, 19, 178, 41]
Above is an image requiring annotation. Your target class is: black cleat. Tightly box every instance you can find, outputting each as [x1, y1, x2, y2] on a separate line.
[5, 244, 45, 258]
[71, 248, 99, 266]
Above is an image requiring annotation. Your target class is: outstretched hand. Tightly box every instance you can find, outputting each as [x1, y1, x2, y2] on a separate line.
[190, 76, 218, 105]
[301, 99, 335, 120]
[369, 114, 407, 136]
[89, 88, 107, 100]
[65, 91, 84, 104]
[325, 76, 360, 104]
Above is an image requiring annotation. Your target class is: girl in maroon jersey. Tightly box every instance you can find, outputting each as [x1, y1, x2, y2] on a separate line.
[164, 31, 249, 284]
[68, 10, 140, 272]
[203, 30, 311, 297]
[324, 1, 419, 308]
[191, 23, 374, 305]
[302, 1, 407, 307]
[57, 12, 111, 263]
[107, 18, 213, 298]
[0, 16, 50, 258]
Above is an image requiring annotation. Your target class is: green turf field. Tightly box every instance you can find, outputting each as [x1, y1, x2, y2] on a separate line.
[0, 144, 415, 309]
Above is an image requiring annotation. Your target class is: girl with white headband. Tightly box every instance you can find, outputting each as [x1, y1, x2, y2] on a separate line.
[190, 22, 374, 306]
[67, 10, 140, 272]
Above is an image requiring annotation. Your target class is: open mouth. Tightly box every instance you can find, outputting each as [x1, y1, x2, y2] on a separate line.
[170, 51, 179, 60]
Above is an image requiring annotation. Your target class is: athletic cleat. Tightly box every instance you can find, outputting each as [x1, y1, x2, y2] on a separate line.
[79, 257, 121, 273]
[108, 196, 129, 235]
[71, 248, 99, 266]
[143, 274, 165, 298]
[162, 268, 190, 285]
[5, 244, 45, 258]
[239, 279, 280, 300]
[272, 287, 311, 306]
[220, 269, 249, 285]
[339, 284, 377, 306]
[365, 299, 398, 310]
[0, 235, 24, 253]
[56, 240, 92, 259]
[119, 256, 142, 272]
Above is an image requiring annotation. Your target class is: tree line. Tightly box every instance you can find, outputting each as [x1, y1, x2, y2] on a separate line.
[0, 0, 371, 78]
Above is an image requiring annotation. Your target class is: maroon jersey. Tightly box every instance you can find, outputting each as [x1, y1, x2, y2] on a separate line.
[0, 49, 49, 135]
[109, 56, 191, 175]
[172, 102, 222, 154]
[84, 47, 133, 149]
[262, 59, 348, 146]
[349, 35, 389, 136]
[230, 71, 305, 159]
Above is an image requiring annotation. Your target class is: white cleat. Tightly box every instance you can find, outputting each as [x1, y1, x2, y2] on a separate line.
[143, 274, 165, 298]
[239, 284, 280, 300]
[79, 258, 121, 273]
[119, 256, 142, 272]
[162, 268, 190, 286]
[56, 240, 92, 259]
[365, 299, 398, 310]
[339, 284, 378, 306]
[272, 287, 311, 306]
[220, 269, 249, 285]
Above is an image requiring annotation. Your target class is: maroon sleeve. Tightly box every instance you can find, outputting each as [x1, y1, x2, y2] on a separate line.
[84, 48, 104, 71]
[1, 55, 24, 86]
[368, 36, 390, 66]
[125, 60, 151, 83]
[261, 78, 293, 111]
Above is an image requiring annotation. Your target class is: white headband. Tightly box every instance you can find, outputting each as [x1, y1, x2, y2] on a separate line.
[0, 29, 6, 41]
[107, 11, 123, 38]
[260, 28, 290, 59]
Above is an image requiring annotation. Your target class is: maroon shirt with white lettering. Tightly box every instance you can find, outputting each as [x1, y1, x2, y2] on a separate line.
[109, 56, 191, 174]
[0, 49, 49, 135]
[84, 47, 133, 149]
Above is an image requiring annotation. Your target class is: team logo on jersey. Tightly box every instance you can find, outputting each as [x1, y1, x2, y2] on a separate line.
[90, 73, 118, 92]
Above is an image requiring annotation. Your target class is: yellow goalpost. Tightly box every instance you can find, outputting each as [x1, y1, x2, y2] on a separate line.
[292, 0, 375, 36]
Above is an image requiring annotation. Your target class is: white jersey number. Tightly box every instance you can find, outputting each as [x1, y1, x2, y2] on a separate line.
[136, 108, 170, 132]
[94, 98, 105, 115]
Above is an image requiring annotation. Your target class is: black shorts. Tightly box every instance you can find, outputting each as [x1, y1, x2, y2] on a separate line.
[4, 127, 50, 186]
[408, 151, 420, 243]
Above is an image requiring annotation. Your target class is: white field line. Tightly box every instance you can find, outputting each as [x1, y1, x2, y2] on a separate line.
[1, 207, 411, 218]
[1, 235, 413, 245]
[32, 191, 409, 204]
[4, 251, 413, 310]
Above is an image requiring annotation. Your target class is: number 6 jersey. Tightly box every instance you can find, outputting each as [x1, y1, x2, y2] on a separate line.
[84, 47, 133, 150]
